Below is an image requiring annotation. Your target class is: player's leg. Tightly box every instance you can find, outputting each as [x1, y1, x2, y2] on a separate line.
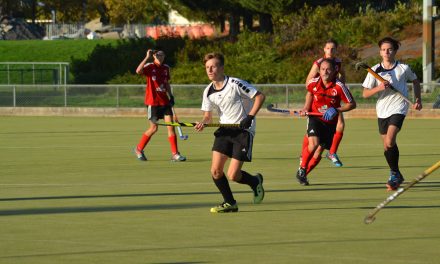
[228, 130, 264, 204]
[306, 147, 323, 174]
[379, 114, 405, 190]
[297, 136, 319, 185]
[134, 106, 159, 161]
[299, 135, 309, 165]
[164, 108, 186, 161]
[326, 113, 344, 167]
[210, 151, 238, 213]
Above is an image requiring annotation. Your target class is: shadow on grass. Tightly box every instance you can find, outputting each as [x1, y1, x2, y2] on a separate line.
[2, 182, 439, 202]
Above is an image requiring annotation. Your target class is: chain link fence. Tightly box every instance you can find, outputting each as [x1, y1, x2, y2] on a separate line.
[0, 83, 439, 108]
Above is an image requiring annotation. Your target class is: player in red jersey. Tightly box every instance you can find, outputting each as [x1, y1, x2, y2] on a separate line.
[304, 39, 346, 167]
[296, 58, 356, 186]
[133, 49, 186, 162]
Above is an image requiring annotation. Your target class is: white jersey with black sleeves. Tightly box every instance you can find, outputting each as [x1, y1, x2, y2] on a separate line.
[362, 61, 417, 118]
[201, 76, 258, 134]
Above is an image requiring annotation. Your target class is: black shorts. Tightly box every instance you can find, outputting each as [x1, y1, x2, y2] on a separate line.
[378, 114, 405, 134]
[306, 116, 336, 150]
[147, 105, 173, 123]
[212, 127, 253, 162]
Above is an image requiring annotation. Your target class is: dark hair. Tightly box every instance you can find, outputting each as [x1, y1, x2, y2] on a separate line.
[378, 37, 400, 51]
[325, 39, 338, 48]
[320, 58, 336, 70]
[203, 52, 224, 66]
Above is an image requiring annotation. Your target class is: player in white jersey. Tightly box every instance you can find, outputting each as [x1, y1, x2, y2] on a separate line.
[362, 37, 422, 191]
[194, 52, 266, 213]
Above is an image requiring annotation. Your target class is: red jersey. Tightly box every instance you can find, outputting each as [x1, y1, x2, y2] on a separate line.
[312, 57, 342, 78]
[141, 62, 171, 106]
[307, 77, 354, 124]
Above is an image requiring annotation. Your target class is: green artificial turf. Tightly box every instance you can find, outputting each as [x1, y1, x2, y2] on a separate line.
[0, 116, 439, 264]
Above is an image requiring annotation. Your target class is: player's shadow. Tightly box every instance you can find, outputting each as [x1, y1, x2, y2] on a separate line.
[0, 202, 215, 216]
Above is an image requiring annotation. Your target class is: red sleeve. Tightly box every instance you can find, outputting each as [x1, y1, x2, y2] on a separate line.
[338, 82, 354, 104]
[307, 78, 318, 93]
[142, 64, 152, 76]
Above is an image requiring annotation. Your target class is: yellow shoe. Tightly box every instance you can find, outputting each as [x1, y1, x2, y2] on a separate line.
[210, 202, 238, 213]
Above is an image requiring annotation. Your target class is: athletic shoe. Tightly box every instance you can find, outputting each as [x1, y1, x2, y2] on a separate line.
[326, 153, 343, 167]
[133, 147, 147, 161]
[253, 173, 265, 204]
[171, 152, 186, 162]
[386, 170, 405, 191]
[210, 202, 239, 213]
[296, 167, 309, 186]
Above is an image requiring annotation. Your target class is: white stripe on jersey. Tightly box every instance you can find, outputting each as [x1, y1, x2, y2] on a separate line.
[336, 80, 353, 103]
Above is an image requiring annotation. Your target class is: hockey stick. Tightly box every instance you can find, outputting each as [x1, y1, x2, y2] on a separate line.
[355, 62, 413, 106]
[171, 107, 188, 140]
[364, 160, 440, 224]
[157, 122, 240, 128]
[266, 104, 323, 117]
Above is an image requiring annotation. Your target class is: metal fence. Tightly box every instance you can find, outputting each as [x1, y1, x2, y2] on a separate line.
[0, 62, 69, 85]
[0, 83, 439, 108]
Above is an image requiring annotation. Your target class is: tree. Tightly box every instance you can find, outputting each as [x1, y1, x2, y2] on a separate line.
[102, 0, 169, 25]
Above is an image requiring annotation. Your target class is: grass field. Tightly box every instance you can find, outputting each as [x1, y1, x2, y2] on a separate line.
[1, 116, 439, 264]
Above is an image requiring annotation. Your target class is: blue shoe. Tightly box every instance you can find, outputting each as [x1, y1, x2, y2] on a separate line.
[386, 170, 404, 191]
[171, 152, 186, 162]
[133, 147, 147, 161]
[326, 153, 343, 167]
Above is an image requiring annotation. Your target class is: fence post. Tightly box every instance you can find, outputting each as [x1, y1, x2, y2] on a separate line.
[7, 63, 10, 85]
[13, 85, 16, 107]
[285, 85, 289, 108]
[64, 85, 67, 107]
[116, 86, 119, 107]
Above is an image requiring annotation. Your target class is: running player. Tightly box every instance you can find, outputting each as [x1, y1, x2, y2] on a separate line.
[304, 39, 346, 167]
[362, 37, 422, 191]
[194, 52, 265, 213]
[296, 58, 356, 186]
[133, 49, 186, 162]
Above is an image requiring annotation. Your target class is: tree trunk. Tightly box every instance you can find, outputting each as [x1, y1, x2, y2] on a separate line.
[243, 12, 253, 31]
[219, 15, 226, 33]
[259, 13, 273, 34]
[229, 11, 240, 40]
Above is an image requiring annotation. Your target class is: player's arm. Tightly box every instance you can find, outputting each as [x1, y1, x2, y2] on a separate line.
[194, 111, 212, 132]
[305, 64, 319, 85]
[301, 91, 313, 115]
[248, 91, 265, 116]
[136, 49, 153, 75]
[337, 101, 356, 113]
[362, 73, 387, 98]
[412, 79, 422, 110]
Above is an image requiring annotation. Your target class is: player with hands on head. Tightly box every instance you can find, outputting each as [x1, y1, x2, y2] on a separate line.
[296, 58, 356, 186]
[133, 48, 186, 162]
[304, 39, 346, 167]
[194, 52, 265, 213]
[362, 36, 422, 191]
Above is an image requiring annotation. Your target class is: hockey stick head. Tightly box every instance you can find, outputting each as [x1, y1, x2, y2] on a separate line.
[355, 61, 369, 71]
[364, 216, 376, 224]
[266, 104, 290, 114]
[177, 126, 189, 140]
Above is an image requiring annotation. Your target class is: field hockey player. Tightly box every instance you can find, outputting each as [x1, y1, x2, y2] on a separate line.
[194, 52, 265, 213]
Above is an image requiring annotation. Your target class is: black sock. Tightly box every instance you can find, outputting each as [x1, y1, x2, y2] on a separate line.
[237, 170, 258, 189]
[213, 174, 235, 205]
[384, 144, 399, 172]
